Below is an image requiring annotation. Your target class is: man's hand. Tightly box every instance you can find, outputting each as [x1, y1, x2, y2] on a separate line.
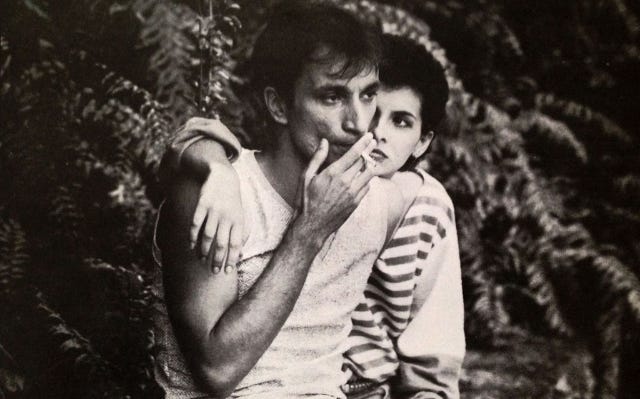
[294, 133, 377, 243]
[191, 161, 244, 274]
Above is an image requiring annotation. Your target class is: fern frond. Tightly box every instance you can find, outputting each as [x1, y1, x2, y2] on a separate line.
[535, 92, 633, 149]
[511, 110, 588, 174]
[134, 0, 199, 126]
[0, 217, 29, 297]
[611, 175, 640, 208]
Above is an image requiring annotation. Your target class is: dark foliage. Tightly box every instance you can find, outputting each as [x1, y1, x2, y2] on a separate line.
[1, 1, 638, 398]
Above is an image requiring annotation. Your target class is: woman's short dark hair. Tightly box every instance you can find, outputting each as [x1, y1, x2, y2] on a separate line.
[248, 2, 382, 105]
[380, 34, 449, 133]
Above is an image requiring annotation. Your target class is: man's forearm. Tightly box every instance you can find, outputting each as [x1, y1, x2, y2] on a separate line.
[164, 135, 372, 395]
[193, 217, 327, 394]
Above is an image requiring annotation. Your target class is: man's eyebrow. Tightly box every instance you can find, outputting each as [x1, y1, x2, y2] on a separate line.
[362, 81, 380, 93]
[313, 85, 350, 95]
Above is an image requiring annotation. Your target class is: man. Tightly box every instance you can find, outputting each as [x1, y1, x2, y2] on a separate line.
[155, 3, 404, 397]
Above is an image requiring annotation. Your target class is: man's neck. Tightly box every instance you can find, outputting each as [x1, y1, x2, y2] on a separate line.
[255, 132, 305, 208]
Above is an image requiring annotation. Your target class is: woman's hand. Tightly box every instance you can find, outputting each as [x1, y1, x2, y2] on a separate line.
[191, 161, 244, 274]
[294, 133, 377, 244]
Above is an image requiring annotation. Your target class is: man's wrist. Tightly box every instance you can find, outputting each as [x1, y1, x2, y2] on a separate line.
[288, 216, 328, 253]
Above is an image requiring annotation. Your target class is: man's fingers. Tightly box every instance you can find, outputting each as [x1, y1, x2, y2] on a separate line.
[353, 181, 370, 204]
[200, 212, 218, 259]
[304, 139, 329, 186]
[225, 224, 243, 273]
[342, 140, 377, 182]
[211, 220, 231, 273]
[325, 133, 374, 174]
[351, 160, 376, 191]
[341, 157, 365, 183]
[190, 203, 208, 248]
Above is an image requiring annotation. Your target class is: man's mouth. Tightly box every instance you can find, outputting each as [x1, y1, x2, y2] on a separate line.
[330, 142, 355, 156]
[369, 148, 388, 162]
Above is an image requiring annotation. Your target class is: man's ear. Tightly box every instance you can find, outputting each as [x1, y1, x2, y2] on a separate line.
[413, 130, 434, 158]
[264, 87, 288, 125]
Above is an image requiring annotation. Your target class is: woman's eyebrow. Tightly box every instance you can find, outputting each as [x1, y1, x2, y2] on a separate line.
[391, 110, 417, 119]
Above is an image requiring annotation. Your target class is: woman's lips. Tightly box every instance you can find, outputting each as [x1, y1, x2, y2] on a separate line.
[369, 148, 388, 162]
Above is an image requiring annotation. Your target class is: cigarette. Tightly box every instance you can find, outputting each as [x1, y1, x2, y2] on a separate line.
[361, 151, 376, 167]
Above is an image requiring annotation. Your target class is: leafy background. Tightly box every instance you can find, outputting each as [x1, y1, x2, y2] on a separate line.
[1, 0, 639, 398]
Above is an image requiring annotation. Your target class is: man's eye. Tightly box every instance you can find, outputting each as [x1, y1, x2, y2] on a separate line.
[362, 91, 377, 102]
[321, 94, 340, 104]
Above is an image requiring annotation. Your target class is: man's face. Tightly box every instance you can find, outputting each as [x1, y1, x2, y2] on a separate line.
[286, 49, 380, 164]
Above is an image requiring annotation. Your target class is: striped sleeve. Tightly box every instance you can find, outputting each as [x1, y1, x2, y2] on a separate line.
[344, 171, 464, 398]
[393, 172, 465, 398]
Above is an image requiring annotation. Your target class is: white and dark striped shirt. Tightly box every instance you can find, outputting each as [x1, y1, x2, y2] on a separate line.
[343, 169, 465, 398]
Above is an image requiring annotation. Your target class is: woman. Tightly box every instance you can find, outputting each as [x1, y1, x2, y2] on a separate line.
[162, 34, 464, 398]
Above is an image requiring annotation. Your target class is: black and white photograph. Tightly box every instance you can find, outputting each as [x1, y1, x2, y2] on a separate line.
[1, 1, 639, 398]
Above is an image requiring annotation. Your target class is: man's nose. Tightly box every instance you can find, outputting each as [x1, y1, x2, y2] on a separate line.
[342, 100, 371, 136]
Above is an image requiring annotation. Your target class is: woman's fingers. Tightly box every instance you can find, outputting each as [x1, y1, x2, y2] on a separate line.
[225, 223, 243, 273]
[212, 219, 231, 273]
[190, 202, 208, 249]
[200, 211, 219, 259]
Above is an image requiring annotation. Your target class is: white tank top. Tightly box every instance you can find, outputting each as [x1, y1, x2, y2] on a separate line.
[153, 150, 389, 398]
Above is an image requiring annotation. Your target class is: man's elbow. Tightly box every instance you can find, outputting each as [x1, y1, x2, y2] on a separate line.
[193, 361, 243, 398]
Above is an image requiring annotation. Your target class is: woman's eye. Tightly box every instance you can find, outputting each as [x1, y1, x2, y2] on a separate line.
[393, 117, 412, 128]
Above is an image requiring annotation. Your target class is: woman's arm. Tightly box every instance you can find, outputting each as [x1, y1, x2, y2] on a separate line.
[394, 230, 465, 398]
[161, 117, 242, 180]
[160, 117, 244, 271]
[393, 188, 465, 399]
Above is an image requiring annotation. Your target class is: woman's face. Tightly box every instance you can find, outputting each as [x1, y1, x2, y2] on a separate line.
[369, 86, 433, 177]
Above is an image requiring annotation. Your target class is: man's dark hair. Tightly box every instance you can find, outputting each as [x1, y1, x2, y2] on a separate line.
[379, 34, 449, 133]
[249, 2, 382, 105]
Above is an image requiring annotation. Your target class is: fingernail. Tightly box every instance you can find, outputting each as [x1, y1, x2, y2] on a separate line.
[224, 265, 233, 274]
[213, 267, 221, 274]
[190, 242, 195, 250]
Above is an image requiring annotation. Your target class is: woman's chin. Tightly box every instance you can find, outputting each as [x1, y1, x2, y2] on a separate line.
[372, 162, 396, 178]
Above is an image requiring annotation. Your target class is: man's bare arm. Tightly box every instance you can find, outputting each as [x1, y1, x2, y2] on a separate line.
[160, 135, 376, 396]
